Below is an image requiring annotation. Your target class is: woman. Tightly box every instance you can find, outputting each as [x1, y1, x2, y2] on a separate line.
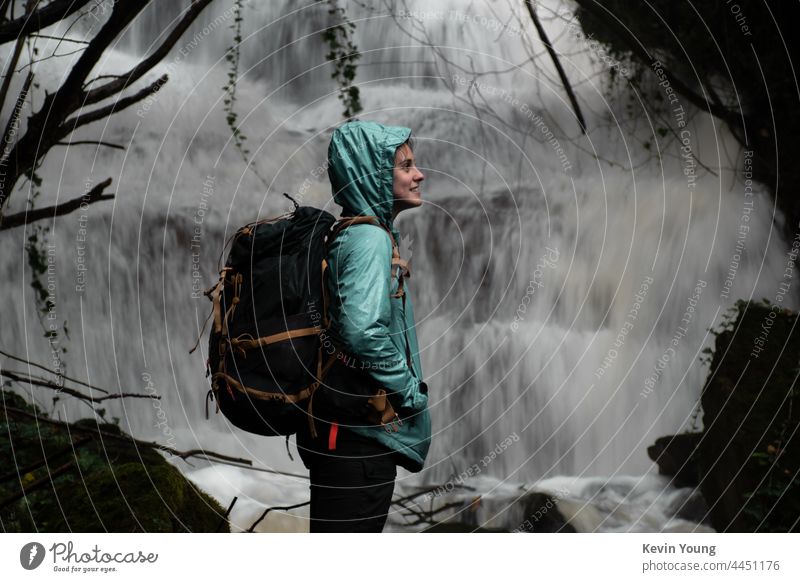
[296, 120, 431, 532]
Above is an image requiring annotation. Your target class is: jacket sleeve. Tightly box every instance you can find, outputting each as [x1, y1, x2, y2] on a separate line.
[328, 225, 427, 414]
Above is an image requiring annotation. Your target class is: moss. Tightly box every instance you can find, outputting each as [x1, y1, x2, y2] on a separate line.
[1, 390, 228, 532]
[42, 462, 225, 532]
[698, 299, 800, 532]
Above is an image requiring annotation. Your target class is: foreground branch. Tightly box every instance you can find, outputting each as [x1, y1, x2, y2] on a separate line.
[0, 178, 113, 231]
[0, 369, 155, 405]
[3, 406, 253, 466]
[0, 0, 93, 45]
[65, 75, 168, 132]
[246, 500, 310, 532]
[84, 0, 215, 107]
[525, 0, 587, 134]
[0, 348, 109, 394]
[573, 1, 741, 130]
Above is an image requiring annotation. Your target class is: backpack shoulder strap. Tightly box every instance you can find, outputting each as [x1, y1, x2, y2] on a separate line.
[326, 216, 411, 293]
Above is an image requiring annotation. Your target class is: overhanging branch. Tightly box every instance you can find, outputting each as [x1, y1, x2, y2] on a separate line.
[0, 177, 113, 231]
[65, 75, 168, 132]
[573, 1, 741, 130]
[525, 0, 587, 134]
[84, 0, 215, 107]
[3, 406, 254, 465]
[0, 0, 93, 45]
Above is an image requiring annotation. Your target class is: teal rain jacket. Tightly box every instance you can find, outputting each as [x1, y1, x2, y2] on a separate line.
[325, 120, 431, 473]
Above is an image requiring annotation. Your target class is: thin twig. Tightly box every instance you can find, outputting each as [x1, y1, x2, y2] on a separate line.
[83, 0, 214, 107]
[246, 500, 310, 532]
[28, 33, 90, 44]
[54, 140, 124, 150]
[0, 349, 110, 394]
[216, 496, 238, 532]
[2, 406, 253, 466]
[0, 369, 157, 404]
[0, 0, 93, 45]
[398, 500, 463, 526]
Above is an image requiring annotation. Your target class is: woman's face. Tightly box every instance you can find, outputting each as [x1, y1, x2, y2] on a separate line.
[392, 143, 424, 216]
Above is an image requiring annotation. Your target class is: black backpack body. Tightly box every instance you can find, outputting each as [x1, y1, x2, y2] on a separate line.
[196, 201, 410, 438]
[202, 204, 337, 436]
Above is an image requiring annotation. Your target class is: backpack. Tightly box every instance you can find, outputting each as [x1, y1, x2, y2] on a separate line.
[192, 195, 411, 440]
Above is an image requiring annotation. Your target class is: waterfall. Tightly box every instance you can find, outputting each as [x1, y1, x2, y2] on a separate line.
[1, 0, 794, 531]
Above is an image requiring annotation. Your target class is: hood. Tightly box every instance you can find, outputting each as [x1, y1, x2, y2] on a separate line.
[327, 120, 411, 231]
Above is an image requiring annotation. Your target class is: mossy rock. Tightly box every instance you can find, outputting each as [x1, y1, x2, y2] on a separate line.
[41, 462, 226, 532]
[1, 390, 228, 532]
[698, 300, 800, 532]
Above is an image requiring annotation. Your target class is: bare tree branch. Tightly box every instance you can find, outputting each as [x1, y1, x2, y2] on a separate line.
[573, 0, 741, 130]
[28, 33, 90, 44]
[0, 177, 113, 230]
[84, 0, 215, 107]
[0, 348, 110, 394]
[0, 71, 33, 180]
[0, 369, 156, 404]
[65, 74, 168, 132]
[525, 0, 587, 134]
[0, 0, 93, 45]
[246, 500, 310, 532]
[3, 405, 254, 465]
[0, 0, 12, 22]
[215, 496, 238, 532]
[0, 0, 32, 113]
[0, 0, 214, 216]
[55, 140, 125, 150]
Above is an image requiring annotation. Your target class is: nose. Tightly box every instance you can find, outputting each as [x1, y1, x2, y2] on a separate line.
[414, 167, 424, 182]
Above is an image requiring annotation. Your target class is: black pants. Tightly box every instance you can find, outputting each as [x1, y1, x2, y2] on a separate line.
[298, 420, 398, 532]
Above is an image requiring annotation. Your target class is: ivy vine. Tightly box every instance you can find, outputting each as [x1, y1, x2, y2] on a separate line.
[221, 0, 269, 189]
[323, 0, 362, 120]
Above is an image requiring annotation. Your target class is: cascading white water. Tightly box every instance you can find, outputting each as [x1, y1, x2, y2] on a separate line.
[1, 0, 795, 531]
